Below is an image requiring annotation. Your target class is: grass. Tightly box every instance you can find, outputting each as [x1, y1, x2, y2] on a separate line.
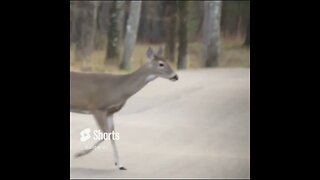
[70, 39, 250, 74]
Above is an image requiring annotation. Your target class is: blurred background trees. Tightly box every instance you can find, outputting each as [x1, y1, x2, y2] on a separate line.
[70, 1, 250, 72]
[163, 1, 177, 63]
[71, 1, 98, 63]
[177, 1, 188, 69]
[203, 1, 222, 67]
[120, 1, 142, 70]
[106, 1, 124, 64]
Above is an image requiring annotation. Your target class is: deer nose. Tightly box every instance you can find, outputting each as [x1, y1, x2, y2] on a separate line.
[170, 74, 179, 81]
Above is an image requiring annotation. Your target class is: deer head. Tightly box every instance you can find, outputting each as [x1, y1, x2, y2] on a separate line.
[146, 47, 178, 81]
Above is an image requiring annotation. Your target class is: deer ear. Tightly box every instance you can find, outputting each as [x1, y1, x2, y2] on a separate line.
[157, 46, 164, 56]
[146, 47, 154, 59]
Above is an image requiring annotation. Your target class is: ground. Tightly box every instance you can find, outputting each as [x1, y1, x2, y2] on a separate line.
[70, 68, 250, 179]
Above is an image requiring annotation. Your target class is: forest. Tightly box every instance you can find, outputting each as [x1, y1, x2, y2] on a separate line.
[70, 1, 251, 177]
[70, 1, 250, 73]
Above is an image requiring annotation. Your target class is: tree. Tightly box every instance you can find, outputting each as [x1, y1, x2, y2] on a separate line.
[137, 1, 165, 43]
[120, 1, 142, 70]
[221, 1, 250, 39]
[177, 1, 188, 69]
[151, 2, 165, 43]
[164, 1, 177, 62]
[203, 1, 222, 67]
[75, 1, 98, 63]
[118, 2, 126, 42]
[137, 2, 149, 42]
[106, 1, 125, 64]
[244, 17, 250, 46]
[70, 2, 78, 46]
[95, 1, 111, 50]
[196, 2, 205, 39]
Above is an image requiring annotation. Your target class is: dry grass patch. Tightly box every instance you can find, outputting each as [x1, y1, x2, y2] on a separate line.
[70, 40, 250, 73]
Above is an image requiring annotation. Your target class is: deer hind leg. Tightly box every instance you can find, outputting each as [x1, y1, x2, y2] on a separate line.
[107, 114, 126, 170]
[74, 110, 107, 158]
[74, 139, 104, 158]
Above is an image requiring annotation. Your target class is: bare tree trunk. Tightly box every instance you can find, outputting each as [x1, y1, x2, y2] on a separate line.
[120, 1, 142, 70]
[177, 1, 188, 69]
[196, 1, 204, 39]
[203, 1, 221, 67]
[164, 1, 177, 62]
[244, 18, 250, 46]
[75, 1, 98, 63]
[106, 1, 125, 64]
[137, 1, 164, 43]
[153, 2, 165, 43]
[95, 2, 111, 50]
[137, 2, 147, 42]
[221, 1, 249, 39]
[70, 2, 78, 46]
[118, 2, 126, 42]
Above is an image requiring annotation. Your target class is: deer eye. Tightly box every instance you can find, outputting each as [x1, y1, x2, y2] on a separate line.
[159, 62, 164, 67]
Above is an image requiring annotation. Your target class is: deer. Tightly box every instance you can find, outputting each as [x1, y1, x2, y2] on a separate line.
[70, 47, 178, 170]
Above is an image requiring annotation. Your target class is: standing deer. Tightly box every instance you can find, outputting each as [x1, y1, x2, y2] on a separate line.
[70, 47, 178, 170]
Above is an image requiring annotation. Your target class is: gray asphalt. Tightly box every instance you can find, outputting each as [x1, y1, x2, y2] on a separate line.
[70, 68, 250, 179]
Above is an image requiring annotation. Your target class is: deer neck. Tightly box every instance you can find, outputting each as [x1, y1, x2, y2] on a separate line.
[121, 64, 157, 99]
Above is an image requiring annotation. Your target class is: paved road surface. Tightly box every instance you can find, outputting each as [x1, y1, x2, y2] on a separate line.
[70, 68, 250, 179]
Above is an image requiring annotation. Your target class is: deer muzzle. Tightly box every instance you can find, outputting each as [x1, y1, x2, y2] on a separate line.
[169, 74, 179, 81]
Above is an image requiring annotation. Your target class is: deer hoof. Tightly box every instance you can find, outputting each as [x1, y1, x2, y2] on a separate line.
[119, 167, 127, 170]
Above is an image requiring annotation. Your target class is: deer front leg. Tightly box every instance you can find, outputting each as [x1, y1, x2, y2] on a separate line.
[94, 111, 126, 170]
[107, 114, 126, 170]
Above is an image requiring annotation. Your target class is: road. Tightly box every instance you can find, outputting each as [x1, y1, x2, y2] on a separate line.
[70, 68, 250, 179]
